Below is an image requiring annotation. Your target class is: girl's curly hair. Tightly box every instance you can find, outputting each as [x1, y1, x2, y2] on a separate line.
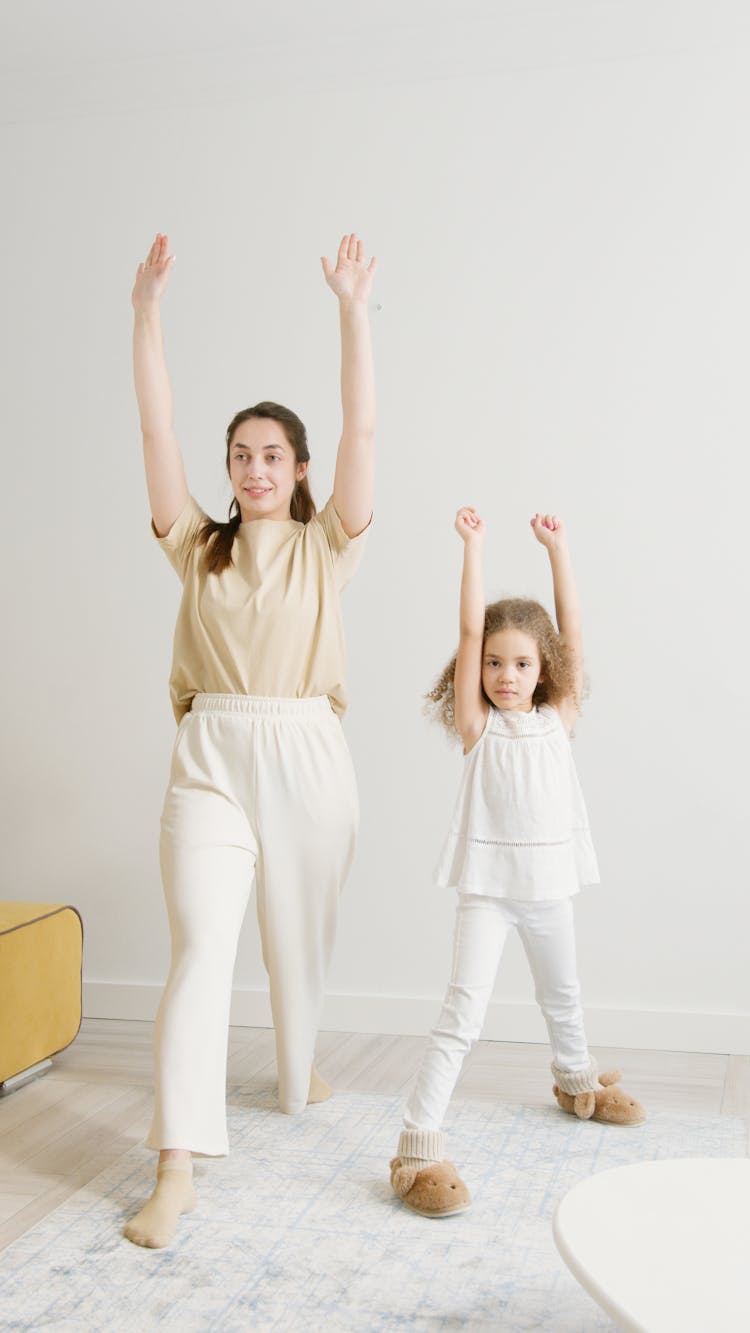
[425, 597, 579, 736]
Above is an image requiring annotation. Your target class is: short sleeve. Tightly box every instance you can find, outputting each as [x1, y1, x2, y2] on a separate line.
[311, 496, 372, 591]
[152, 495, 208, 582]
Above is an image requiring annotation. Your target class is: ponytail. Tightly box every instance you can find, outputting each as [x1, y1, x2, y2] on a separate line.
[196, 499, 243, 575]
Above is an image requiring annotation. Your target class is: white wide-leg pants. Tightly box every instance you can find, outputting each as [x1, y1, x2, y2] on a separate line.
[146, 694, 359, 1156]
[404, 894, 594, 1134]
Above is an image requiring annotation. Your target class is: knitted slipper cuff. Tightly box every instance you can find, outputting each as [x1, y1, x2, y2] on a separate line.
[397, 1128, 445, 1166]
[551, 1059, 599, 1095]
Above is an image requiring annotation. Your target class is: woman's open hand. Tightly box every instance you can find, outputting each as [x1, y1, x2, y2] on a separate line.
[132, 233, 175, 310]
[321, 233, 376, 303]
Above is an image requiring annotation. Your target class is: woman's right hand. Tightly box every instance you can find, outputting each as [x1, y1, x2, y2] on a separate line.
[455, 506, 485, 543]
[132, 233, 175, 310]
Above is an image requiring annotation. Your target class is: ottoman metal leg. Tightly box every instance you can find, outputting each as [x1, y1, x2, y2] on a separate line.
[0, 1057, 53, 1096]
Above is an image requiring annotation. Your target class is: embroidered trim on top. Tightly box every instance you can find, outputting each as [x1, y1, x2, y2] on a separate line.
[466, 835, 572, 848]
[487, 705, 559, 735]
[486, 726, 558, 740]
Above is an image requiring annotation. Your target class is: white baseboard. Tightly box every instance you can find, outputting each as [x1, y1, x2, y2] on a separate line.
[82, 982, 750, 1056]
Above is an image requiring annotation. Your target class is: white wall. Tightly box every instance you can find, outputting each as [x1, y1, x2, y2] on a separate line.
[2, 2, 748, 1053]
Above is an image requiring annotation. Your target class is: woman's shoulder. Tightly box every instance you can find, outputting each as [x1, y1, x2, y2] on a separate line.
[305, 496, 371, 545]
[302, 495, 371, 589]
[153, 494, 210, 580]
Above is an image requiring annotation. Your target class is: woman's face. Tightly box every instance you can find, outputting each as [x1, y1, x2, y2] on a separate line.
[228, 418, 308, 522]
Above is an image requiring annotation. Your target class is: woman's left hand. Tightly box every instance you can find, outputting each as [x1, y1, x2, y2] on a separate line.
[321, 233, 377, 303]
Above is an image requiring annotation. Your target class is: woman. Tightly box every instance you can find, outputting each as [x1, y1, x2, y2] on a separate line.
[125, 232, 376, 1249]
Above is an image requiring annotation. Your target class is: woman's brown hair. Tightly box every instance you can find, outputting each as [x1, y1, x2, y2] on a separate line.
[426, 597, 579, 736]
[196, 402, 316, 574]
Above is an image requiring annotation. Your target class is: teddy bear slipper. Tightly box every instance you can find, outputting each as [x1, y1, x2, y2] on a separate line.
[390, 1158, 472, 1217]
[552, 1069, 646, 1125]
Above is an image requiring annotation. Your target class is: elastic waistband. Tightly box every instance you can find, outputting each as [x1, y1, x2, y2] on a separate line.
[190, 693, 334, 719]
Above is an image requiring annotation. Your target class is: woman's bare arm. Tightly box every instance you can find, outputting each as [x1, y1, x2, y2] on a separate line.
[132, 233, 188, 537]
[321, 233, 376, 538]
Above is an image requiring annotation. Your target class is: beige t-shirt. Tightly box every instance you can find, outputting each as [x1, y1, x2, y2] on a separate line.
[155, 495, 370, 722]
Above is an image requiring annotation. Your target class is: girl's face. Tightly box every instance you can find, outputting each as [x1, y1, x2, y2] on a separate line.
[482, 627, 543, 713]
[228, 418, 308, 522]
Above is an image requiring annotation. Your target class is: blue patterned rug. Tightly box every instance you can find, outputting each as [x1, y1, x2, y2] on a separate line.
[0, 1090, 745, 1332]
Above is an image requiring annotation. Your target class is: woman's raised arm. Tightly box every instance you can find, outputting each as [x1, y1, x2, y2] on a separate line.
[132, 233, 188, 537]
[321, 233, 376, 538]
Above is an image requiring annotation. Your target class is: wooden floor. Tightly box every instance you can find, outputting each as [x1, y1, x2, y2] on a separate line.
[1, 1020, 748, 1254]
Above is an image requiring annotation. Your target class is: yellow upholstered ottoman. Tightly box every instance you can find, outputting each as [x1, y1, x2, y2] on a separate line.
[0, 903, 83, 1094]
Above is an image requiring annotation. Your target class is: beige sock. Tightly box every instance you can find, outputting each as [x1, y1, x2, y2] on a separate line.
[308, 1065, 333, 1104]
[123, 1159, 196, 1249]
[397, 1128, 445, 1170]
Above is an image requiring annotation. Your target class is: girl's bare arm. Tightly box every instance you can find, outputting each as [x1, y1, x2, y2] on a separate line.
[453, 507, 490, 751]
[531, 513, 583, 733]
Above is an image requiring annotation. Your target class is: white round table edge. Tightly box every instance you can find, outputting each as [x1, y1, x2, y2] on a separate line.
[553, 1157, 750, 1333]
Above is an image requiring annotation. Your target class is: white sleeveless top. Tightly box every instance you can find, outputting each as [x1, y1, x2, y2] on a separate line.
[435, 703, 600, 900]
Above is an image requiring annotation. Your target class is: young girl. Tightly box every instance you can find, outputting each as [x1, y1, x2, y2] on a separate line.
[124, 232, 376, 1248]
[390, 506, 644, 1218]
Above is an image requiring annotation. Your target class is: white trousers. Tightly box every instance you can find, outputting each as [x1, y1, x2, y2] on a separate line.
[146, 695, 358, 1156]
[404, 894, 592, 1133]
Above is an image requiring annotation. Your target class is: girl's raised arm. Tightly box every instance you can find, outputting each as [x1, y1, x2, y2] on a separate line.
[321, 233, 376, 538]
[453, 507, 490, 752]
[531, 513, 583, 733]
[132, 233, 188, 538]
